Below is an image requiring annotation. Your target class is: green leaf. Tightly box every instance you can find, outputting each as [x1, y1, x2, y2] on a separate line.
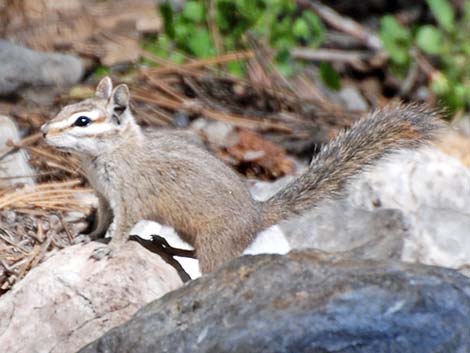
[293, 18, 309, 39]
[94, 65, 111, 79]
[454, 84, 466, 102]
[416, 25, 444, 54]
[302, 11, 325, 47]
[380, 15, 410, 39]
[379, 15, 411, 65]
[182, 1, 205, 23]
[277, 61, 295, 77]
[227, 61, 245, 76]
[320, 62, 341, 91]
[174, 22, 192, 41]
[427, 0, 455, 32]
[169, 52, 186, 64]
[464, 0, 470, 22]
[159, 3, 175, 38]
[187, 28, 215, 58]
[431, 72, 450, 95]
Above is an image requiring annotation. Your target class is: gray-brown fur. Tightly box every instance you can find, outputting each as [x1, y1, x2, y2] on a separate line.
[42, 77, 445, 273]
[263, 103, 445, 224]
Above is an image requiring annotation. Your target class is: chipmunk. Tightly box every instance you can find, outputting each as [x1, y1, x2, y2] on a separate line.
[41, 77, 444, 272]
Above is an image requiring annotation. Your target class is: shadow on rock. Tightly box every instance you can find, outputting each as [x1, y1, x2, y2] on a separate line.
[79, 250, 470, 353]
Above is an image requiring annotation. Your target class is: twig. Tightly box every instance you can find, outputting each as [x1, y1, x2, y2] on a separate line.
[296, 0, 383, 51]
[0, 170, 59, 180]
[414, 50, 440, 78]
[141, 71, 185, 103]
[0, 228, 29, 254]
[146, 50, 254, 76]
[129, 235, 195, 282]
[131, 88, 292, 132]
[59, 212, 74, 243]
[29, 233, 53, 269]
[292, 48, 371, 68]
[0, 133, 42, 161]
[149, 234, 196, 258]
[208, 0, 223, 56]
[0, 259, 17, 275]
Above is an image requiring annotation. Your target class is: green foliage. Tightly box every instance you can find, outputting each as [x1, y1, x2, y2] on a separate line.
[380, 15, 412, 65]
[416, 25, 444, 55]
[319, 62, 341, 91]
[380, 0, 470, 111]
[427, 0, 455, 32]
[93, 65, 111, 79]
[147, 0, 336, 86]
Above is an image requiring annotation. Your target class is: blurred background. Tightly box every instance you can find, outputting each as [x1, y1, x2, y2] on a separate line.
[2, 0, 470, 291]
[3, 0, 470, 111]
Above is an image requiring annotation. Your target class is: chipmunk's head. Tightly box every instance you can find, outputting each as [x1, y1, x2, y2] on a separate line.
[41, 76, 138, 155]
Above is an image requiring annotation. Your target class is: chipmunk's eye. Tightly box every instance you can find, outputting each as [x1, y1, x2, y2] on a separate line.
[73, 116, 91, 127]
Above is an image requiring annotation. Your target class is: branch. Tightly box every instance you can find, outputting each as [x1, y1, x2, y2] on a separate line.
[296, 0, 383, 51]
[128, 235, 196, 283]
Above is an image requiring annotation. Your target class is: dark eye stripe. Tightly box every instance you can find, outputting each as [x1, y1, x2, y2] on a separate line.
[73, 116, 91, 127]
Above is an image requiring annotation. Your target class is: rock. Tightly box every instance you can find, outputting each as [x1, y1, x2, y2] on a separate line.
[79, 251, 470, 353]
[0, 242, 182, 353]
[337, 85, 369, 111]
[350, 148, 470, 273]
[252, 147, 470, 275]
[0, 40, 83, 97]
[0, 115, 35, 187]
[436, 129, 470, 167]
[454, 115, 470, 136]
[283, 204, 407, 261]
[243, 225, 291, 256]
[190, 118, 239, 148]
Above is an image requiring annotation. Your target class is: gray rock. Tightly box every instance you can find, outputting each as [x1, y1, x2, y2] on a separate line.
[337, 85, 369, 111]
[455, 115, 470, 136]
[283, 203, 407, 261]
[0, 242, 182, 353]
[0, 115, 35, 187]
[79, 251, 470, 353]
[0, 40, 83, 97]
[349, 148, 470, 272]
[252, 146, 470, 275]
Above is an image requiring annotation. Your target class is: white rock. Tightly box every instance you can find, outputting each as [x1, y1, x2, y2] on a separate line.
[0, 241, 182, 353]
[351, 148, 470, 272]
[243, 225, 291, 255]
[249, 146, 470, 275]
[0, 115, 35, 188]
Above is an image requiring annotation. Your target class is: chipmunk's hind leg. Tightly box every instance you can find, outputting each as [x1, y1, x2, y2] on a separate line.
[196, 227, 253, 273]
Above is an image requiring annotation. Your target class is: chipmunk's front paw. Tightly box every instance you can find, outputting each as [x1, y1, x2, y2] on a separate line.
[90, 245, 114, 260]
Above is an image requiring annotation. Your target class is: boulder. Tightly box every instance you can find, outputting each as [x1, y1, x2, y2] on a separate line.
[0, 241, 182, 353]
[251, 147, 470, 275]
[79, 250, 470, 353]
[0, 40, 83, 97]
[0, 115, 35, 187]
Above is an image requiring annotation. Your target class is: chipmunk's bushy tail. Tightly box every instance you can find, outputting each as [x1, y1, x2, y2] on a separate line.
[262, 103, 445, 226]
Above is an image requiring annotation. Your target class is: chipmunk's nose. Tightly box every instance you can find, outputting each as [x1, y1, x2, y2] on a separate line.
[40, 124, 49, 138]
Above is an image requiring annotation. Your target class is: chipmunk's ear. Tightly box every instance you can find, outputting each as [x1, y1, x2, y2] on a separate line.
[95, 76, 113, 99]
[112, 84, 129, 108]
[110, 84, 130, 124]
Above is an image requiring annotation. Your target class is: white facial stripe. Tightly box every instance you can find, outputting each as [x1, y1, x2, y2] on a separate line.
[69, 121, 115, 136]
[50, 110, 102, 130]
